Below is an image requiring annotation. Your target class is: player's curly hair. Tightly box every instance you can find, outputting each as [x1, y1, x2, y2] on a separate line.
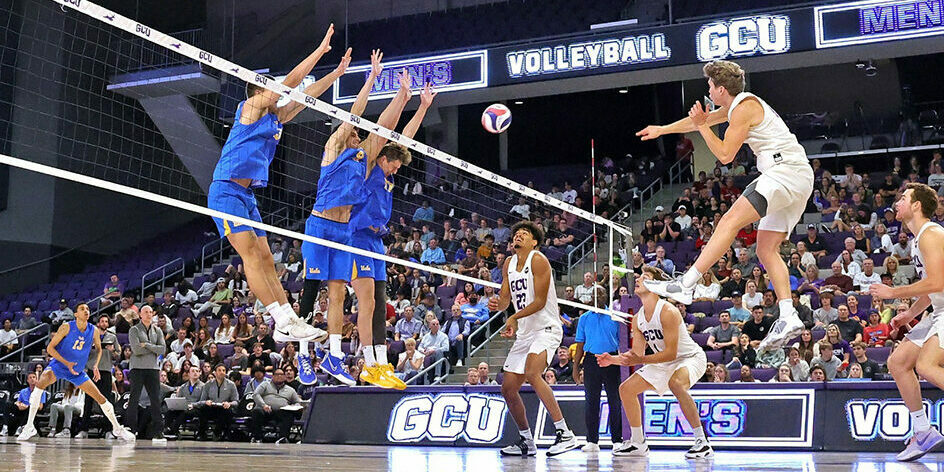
[511, 220, 544, 247]
[641, 265, 670, 282]
[380, 142, 412, 165]
[703, 60, 745, 96]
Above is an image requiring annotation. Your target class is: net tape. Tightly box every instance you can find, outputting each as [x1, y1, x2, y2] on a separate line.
[51, 0, 631, 238]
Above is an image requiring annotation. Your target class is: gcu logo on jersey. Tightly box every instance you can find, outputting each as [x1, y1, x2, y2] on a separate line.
[387, 393, 507, 443]
[696, 15, 791, 62]
[642, 329, 664, 342]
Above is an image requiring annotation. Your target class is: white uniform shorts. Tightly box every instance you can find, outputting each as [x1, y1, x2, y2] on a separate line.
[634, 350, 707, 396]
[746, 159, 814, 234]
[905, 313, 944, 349]
[503, 325, 563, 375]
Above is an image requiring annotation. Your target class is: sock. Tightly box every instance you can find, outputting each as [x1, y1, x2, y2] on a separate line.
[100, 401, 122, 430]
[681, 267, 703, 289]
[363, 348, 377, 367]
[280, 303, 295, 320]
[779, 299, 797, 319]
[519, 428, 533, 441]
[266, 302, 283, 324]
[374, 344, 388, 365]
[911, 410, 931, 433]
[553, 418, 569, 432]
[300, 340, 309, 358]
[329, 334, 343, 358]
[631, 426, 646, 444]
[693, 426, 706, 440]
[25, 388, 44, 428]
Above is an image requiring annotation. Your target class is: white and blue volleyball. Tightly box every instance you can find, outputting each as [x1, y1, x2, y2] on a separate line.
[481, 104, 512, 134]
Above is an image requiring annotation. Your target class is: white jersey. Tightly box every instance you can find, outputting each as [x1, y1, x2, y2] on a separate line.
[912, 221, 944, 316]
[728, 92, 807, 173]
[636, 299, 702, 359]
[507, 250, 561, 335]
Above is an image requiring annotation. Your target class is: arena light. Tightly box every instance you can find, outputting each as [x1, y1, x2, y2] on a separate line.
[815, 0, 944, 48]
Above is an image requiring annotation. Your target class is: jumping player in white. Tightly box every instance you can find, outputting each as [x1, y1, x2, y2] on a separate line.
[869, 183, 944, 461]
[638, 60, 814, 353]
[16, 303, 135, 442]
[489, 221, 578, 457]
[598, 265, 712, 458]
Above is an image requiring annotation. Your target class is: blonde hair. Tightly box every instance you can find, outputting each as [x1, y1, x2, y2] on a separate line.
[703, 60, 745, 96]
[380, 142, 412, 165]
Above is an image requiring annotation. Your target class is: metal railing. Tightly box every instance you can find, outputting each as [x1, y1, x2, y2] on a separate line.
[200, 238, 230, 274]
[466, 311, 506, 361]
[404, 355, 451, 386]
[140, 258, 185, 299]
[0, 323, 51, 363]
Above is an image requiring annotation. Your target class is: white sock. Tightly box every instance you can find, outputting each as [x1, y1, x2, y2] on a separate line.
[363, 348, 377, 367]
[681, 267, 702, 289]
[374, 344, 388, 365]
[280, 303, 296, 320]
[693, 426, 706, 440]
[911, 410, 931, 433]
[100, 401, 122, 430]
[553, 418, 569, 432]
[631, 426, 646, 444]
[779, 299, 797, 319]
[25, 388, 44, 428]
[329, 334, 343, 358]
[266, 302, 283, 324]
[519, 428, 533, 441]
[300, 340, 309, 357]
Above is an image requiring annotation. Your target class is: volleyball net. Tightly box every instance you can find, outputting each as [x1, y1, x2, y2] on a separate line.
[0, 0, 633, 318]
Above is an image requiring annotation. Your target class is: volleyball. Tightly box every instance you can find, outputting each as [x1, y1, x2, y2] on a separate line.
[481, 103, 512, 134]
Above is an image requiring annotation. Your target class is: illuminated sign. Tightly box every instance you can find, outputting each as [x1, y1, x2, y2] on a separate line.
[387, 393, 507, 443]
[644, 398, 745, 437]
[504, 34, 671, 78]
[846, 398, 940, 441]
[696, 15, 792, 61]
[815, 0, 944, 48]
[332, 50, 488, 104]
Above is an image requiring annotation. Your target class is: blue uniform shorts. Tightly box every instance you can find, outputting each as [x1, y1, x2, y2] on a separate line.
[47, 359, 91, 386]
[302, 215, 354, 282]
[351, 229, 386, 282]
[208, 180, 266, 238]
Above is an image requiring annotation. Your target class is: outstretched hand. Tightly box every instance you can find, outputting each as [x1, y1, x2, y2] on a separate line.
[419, 82, 438, 107]
[334, 48, 352, 75]
[398, 70, 413, 98]
[636, 125, 663, 141]
[370, 49, 384, 77]
[317, 23, 335, 55]
[688, 100, 709, 127]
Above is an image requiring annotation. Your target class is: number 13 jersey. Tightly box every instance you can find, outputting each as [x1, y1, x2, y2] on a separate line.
[507, 250, 561, 336]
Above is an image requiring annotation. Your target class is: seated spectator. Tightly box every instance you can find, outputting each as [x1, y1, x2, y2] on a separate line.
[443, 306, 471, 367]
[48, 299, 75, 328]
[801, 225, 828, 260]
[165, 366, 204, 439]
[824, 324, 853, 367]
[510, 197, 530, 219]
[549, 347, 573, 383]
[101, 274, 124, 311]
[741, 306, 773, 347]
[573, 273, 598, 304]
[476, 235, 496, 262]
[891, 232, 912, 264]
[736, 223, 757, 248]
[167, 341, 200, 371]
[405, 230, 427, 255]
[742, 281, 763, 309]
[728, 333, 756, 368]
[659, 214, 682, 242]
[727, 293, 751, 325]
[883, 256, 910, 287]
[169, 328, 190, 354]
[870, 223, 894, 254]
[693, 272, 721, 301]
[676, 301, 696, 334]
[543, 370, 558, 385]
[851, 342, 880, 380]
[814, 292, 839, 327]
[199, 364, 239, 440]
[711, 364, 730, 383]
[720, 269, 746, 298]
[647, 246, 675, 275]
[460, 293, 489, 325]
[458, 249, 479, 276]
[420, 238, 446, 265]
[418, 319, 449, 381]
[412, 201, 434, 223]
[6, 372, 47, 436]
[823, 262, 854, 296]
[474, 219, 492, 243]
[706, 311, 739, 351]
[247, 342, 273, 372]
[836, 250, 862, 278]
[251, 368, 302, 444]
[796, 241, 817, 268]
[46, 382, 83, 438]
[735, 365, 760, 383]
[214, 314, 235, 345]
[798, 265, 823, 295]
[548, 220, 576, 252]
[394, 306, 423, 341]
[853, 259, 881, 293]
[810, 341, 842, 380]
[786, 253, 805, 279]
[477, 362, 497, 386]
[464, 368, 480, 386]
[834, 305, 863, 343]
[414, 293, 443, 325]
[113, 297, 139, 334]
[780, 291, 815, 330]
[731, 250, 757, 277]
[0, 319, 18, 356]
[862, 310, 891, 346]
[196, 280, 233, 316]
[492, 218, 510, 245]
[250, 323, 277, 355]
[786, 347, 810, 381]
[396, 338, 425, 383]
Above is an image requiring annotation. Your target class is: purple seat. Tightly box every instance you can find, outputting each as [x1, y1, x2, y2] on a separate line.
[811, 327, 826, 340]
[689, 301, 713, 315]
[713, 300, 734, 312]
[435, 285, 458, 300]
[696, 316, 720, 332]
[867, 346, 891, 364]
[561, 336, 575, 347]
[217, 344, 235, 358]
[728, 369, 741, 381]
[341, 342, 352, 355]
[705, 350, 723, 364]
[116, 333, 129, 346]
[691, 332, 710, 347]
[389, 340, 405, 357]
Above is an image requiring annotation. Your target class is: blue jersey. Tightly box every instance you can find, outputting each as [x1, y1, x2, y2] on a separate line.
[59, 320, 95, 366]
[312, 147, 367, 213]
[212, 101, 283, 188]
[350, 165, 394, 232]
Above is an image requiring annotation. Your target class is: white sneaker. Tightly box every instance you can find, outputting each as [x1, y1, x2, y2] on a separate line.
[546, 429, 578, 457]
[0, 425, 7, 436]
[54, 428, 71, 438]
[16, 425, 37, 442]
[113, 427, 136, 442]
[274, 316, 328, 343]
[456, 360, 463, 367]
[685, 438, 714, 459]
[613, 441, 649, 456]
[581, 442, 600, 452]
[74, 431, 87, 439]
[499, 435, 537, 456]
[152, 437, 167, 445]
[897, 428, 944, 461]
[643, 278, 694, 305]
[758, 312, 804, 353]
[104, 431, 115, 439]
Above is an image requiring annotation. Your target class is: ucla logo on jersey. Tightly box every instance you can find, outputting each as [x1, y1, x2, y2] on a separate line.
[384, 178, 395, 193]
[308, 267, 321, 275]
[356, 150, 366, 160]
[360, 265, 372, 272]
[273, 123, 283, 141]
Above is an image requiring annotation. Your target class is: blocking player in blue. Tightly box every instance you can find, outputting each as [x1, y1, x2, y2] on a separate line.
[349, 83, 437, 390]
[16, 304, 135, 442]
[297, 51, 413, 386]
[209, 24, 350, 344]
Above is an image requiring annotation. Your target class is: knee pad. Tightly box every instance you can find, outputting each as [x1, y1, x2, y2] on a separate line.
[372, 280, 388, 342]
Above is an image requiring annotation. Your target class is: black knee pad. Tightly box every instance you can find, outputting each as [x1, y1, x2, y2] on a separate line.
[372, 280, 387, 343]
[742, 179, 769, 217]
[298, 279, 321, 320]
